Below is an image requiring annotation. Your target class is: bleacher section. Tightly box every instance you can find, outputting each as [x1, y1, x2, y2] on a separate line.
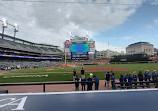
[0, 38, 62, 55]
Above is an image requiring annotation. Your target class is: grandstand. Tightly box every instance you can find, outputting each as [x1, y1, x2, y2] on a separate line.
[0, 33, 63, 70]
[0, 33, 63, 61]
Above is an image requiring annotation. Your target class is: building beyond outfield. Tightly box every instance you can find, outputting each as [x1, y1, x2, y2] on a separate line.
[126, 42, 154, 56]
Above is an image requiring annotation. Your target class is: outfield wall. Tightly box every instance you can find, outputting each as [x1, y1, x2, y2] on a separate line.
[110, 61, 158, 64]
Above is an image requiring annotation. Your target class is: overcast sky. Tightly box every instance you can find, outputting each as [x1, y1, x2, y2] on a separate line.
[0, 0, 158, 52]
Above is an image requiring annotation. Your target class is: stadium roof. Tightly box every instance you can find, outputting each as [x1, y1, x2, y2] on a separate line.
[0, 33, 59, 48]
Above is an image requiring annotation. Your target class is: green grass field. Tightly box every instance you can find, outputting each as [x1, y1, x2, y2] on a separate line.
[0, 63, 158, 83]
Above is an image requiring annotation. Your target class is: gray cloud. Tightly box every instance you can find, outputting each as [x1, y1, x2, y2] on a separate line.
[0, 0, 142, 50]
[31, 0, 140, 30]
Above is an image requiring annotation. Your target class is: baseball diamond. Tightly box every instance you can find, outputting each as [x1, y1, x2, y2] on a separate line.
[1, 1, 158, 111]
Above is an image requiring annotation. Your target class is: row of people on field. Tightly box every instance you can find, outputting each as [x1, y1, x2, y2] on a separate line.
[119, 70, 158, 83]
[73, 68, 158, 90]
[106, 70, 158, 89]
[74, 73, 99, 91]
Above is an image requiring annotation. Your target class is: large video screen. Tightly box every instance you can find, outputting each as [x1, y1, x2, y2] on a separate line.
[69, 44, 90, 52]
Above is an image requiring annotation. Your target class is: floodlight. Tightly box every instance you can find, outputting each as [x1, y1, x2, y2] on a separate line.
[70, 32, 72, 37]
[2, 18, 8, 28]
[86, 31, 89, 36]
[14, 23, 19, 32]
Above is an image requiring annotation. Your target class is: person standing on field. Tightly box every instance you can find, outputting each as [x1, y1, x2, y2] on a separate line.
[75, 75, 80, 91]
[81, 68, 85, 75]
[111, 73, 115, 89]
[152, 70, 157, 81]
[147, 70, 151, 81]
[128, 74, 133, 89]
[119, 74, 124, 89]
[81, 75, 86, 91]
[144, 70, 149, 87]
[93, 75, 99, 90]
[138, 71, 144, 88]
[73, 69, 77, 81]
[123, 73, 129, 88]
[105, 72, 110, 87]
[133, 71, 137, 89]
[87, 73, 93, 91]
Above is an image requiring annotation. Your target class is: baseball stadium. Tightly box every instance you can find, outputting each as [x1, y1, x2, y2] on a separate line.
[0, 0, 158, 111]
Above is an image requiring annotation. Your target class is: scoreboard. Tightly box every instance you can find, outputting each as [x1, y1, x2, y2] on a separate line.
[64, 36, 95, 60]
[69, 44, 90, 52]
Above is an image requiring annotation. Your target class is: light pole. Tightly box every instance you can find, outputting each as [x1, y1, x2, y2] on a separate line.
[13, 23, 19, 41]
[1, 18, 8, 39]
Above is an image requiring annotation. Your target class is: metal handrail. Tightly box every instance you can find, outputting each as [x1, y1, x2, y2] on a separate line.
[115, 80, 158, 89]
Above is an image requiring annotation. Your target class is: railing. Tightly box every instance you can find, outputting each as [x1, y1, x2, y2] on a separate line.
[0, 81, 95, 93]
[115, 80, 158, 89]
[0, 80, 157, 94]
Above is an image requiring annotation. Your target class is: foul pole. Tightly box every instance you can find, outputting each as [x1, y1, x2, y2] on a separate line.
[65, 48, 67, 66]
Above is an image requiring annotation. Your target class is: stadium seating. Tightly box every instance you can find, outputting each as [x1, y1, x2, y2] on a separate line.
[0, 61, 63, 71]
[0, 38, 62, 54]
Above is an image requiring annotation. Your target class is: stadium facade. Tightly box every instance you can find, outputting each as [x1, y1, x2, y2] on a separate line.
[64, 35, 95, 60]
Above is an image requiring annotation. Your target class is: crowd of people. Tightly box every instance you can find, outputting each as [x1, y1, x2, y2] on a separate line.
[118, 70, 158, 89]
[0, 61, 62, 71]
[0, 65, 27, 71]
[73, 68, 158, 91]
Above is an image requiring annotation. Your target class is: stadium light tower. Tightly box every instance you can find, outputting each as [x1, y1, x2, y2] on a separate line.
[2, 18, 8, 39]
[13, 23, 19, 41]
[86, 31, 89, 40]
[70, 32, 72, 40]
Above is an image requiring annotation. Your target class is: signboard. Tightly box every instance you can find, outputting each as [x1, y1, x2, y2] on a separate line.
[86, 41, 95, 44]
[66, 52, 71, 55]
[90, 44, 95, 48]
[65, 48, 70, 52]
[75, 37, 87, 41]
[90, 48, 95, 52]
[65, 44, 69, 48]
[71, 52, 88, 55]
[65, 41, 72, 48]
[72, 41, 86, 44]
[65, 41, 72, 45]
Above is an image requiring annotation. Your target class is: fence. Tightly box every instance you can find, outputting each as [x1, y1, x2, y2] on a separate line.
[115, 80, 158, 89]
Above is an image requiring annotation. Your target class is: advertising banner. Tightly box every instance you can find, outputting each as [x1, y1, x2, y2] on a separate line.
[90, 44, 95, 48]
[65, 41, 72, 45]
[65, 48, 70, 52]
[71, 52, 88, 55]
[75, 37, 87, 41]
[90, 48, 95, 52]
[86, 41, 95, 44]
